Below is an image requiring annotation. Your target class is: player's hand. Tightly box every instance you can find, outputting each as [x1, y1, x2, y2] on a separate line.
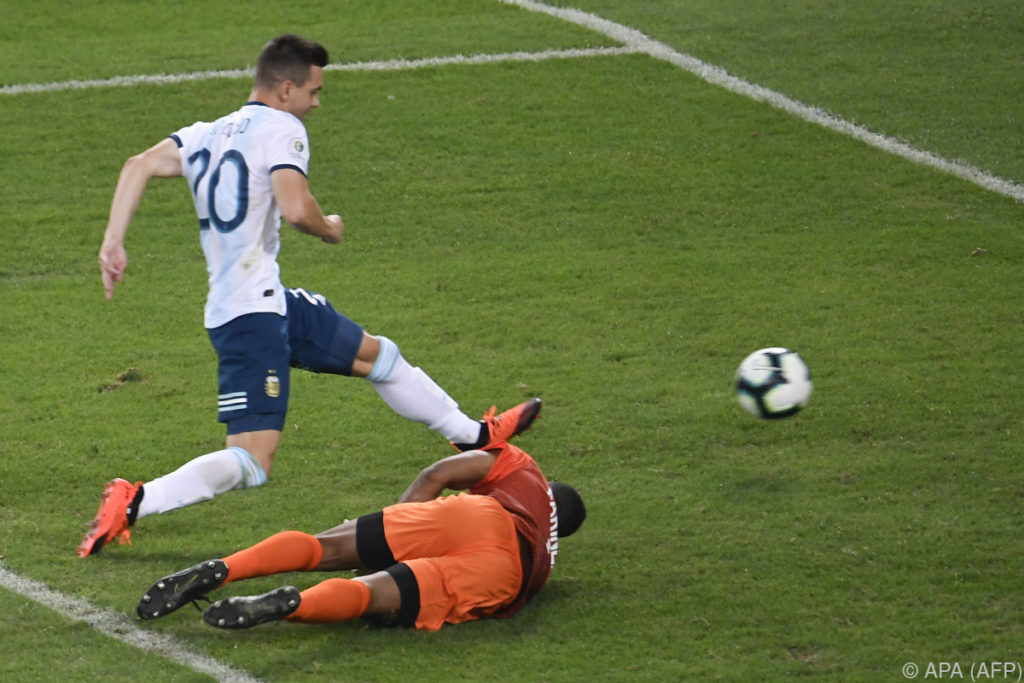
[99, 244, 127, 299]
[322, 214, 344, 244]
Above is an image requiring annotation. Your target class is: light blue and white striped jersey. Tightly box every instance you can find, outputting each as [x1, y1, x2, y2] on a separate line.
[171, 102, 311, 329]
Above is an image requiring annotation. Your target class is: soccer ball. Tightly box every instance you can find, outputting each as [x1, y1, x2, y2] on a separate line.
[735, 347, 812, 419]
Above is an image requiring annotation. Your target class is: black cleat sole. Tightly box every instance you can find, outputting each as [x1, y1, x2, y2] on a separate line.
[203, 586, 301, 629]
[138, 559, 228, 620]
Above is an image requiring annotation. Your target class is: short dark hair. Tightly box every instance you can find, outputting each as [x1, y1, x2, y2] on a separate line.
[255, 34, 329, 89]
[550, 482, 586, 538]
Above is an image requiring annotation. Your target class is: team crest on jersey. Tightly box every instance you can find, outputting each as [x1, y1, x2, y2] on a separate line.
[289, 138, 308, 160]
[265, 371, 281, 398]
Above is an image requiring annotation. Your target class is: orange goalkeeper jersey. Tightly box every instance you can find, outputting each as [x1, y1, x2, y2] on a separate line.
[469, 443, 559, 617]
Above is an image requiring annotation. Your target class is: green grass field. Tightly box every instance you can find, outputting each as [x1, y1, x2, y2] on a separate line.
[2, 1, 1023, 680]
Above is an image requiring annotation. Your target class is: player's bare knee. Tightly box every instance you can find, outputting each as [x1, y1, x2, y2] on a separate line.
[313, 520, 362, 570]
[357, 333, 380, 362]
[356, 572, 403, 615]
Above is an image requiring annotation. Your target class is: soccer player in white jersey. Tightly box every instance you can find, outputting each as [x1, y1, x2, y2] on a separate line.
[79, 35, 541, 558]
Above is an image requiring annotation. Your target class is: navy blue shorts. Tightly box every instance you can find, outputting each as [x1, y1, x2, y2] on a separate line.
[206, 288, 364, 435]
[286, 287, 364, 375]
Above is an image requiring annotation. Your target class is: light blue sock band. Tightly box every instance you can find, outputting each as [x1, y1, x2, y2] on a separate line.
[366, 336, 401, 383]
[228, 446, 267, 488]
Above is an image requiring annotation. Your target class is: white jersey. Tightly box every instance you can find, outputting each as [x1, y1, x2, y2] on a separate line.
[171, 102, 311, 328]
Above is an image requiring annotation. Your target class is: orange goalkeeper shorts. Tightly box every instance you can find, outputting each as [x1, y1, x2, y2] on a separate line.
[382, 493, 523, 631]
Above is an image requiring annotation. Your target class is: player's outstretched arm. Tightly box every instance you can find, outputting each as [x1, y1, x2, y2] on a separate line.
[100, 138, 183, 299]
[271, 168, 343, 244]
[397, 450, 498, 503]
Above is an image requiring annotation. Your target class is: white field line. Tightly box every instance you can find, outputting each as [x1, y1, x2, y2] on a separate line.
[0, 46, 639, 95]
[0, 564, 261, 683]
[502, 0, 1024, 204]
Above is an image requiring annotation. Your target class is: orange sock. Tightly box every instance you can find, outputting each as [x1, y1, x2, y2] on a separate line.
[223, 530, 323, 582]
[286, 578, 371, 623]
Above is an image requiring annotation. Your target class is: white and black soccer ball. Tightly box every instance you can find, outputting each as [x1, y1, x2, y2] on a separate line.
[735, 347, 812, 419]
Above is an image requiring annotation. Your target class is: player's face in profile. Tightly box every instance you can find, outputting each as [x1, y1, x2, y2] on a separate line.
[288, 66, 324, 121]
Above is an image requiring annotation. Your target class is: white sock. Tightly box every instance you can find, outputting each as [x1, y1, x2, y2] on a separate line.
[367, 338, 481, 444]
[136, 446, 267, 520]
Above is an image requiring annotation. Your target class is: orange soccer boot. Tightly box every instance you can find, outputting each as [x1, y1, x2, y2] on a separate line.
[77, 478, 142, 558]
[452, 398, 543, 452]
[479, 397, 543, 449]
